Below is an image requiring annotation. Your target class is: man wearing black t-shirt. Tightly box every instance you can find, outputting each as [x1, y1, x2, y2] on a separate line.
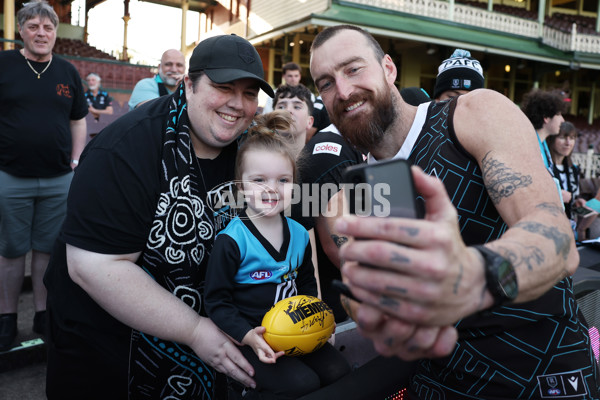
[0, 0, 87, 351]
[44, 34, 274, 400]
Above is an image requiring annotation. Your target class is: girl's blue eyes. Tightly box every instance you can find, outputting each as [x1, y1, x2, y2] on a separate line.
[251, 178, 291, 183]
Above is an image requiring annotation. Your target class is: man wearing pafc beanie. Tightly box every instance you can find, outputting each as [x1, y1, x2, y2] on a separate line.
[433, 49, 484, 101]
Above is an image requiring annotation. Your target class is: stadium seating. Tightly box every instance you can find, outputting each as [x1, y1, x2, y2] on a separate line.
[545, 12, 600, 35]
[1, 30, 117, 59]
[453, 1, 599, 35]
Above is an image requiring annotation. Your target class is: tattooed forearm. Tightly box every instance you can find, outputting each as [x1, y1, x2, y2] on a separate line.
[496, 242, 545, 271]
[331, 234, 348, 248]
[536, 202, 563, 217]
[513, 221, 571, 260]
[481, 152, 532, 205]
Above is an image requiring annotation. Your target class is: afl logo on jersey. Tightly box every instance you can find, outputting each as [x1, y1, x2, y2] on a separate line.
[251, 271, 272, 280]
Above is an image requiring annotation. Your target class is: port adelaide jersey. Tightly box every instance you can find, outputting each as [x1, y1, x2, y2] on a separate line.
[405, 98, 599, 399]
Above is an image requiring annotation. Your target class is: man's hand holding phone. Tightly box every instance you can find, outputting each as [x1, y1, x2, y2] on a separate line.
[335, 164, 487, 360]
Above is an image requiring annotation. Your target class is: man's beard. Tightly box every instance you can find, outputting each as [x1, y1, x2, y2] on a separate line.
[160, 72, 178, 86]
[330, 87, 396, 152]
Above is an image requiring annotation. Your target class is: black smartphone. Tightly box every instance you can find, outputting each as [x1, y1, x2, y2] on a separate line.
[573, 206, 596, 218]
[342, 158, 423, 218]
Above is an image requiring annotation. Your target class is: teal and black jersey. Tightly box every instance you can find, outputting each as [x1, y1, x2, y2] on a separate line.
[408, 99, 507, 245]
[204, 211, 317, 343]
[405, 99, 599, 399]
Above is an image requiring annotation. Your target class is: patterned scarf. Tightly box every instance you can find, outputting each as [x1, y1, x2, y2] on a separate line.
[129, 84, 220, 399]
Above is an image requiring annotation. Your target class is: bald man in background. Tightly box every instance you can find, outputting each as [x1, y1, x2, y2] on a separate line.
[128, 49, 185, 110]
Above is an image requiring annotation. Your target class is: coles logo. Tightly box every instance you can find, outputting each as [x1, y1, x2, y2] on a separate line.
[313, 142, 342, 156]
[251, 271, 272, 280]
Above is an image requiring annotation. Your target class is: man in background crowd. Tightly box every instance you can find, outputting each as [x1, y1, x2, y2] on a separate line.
[521, 88, 566, 172]
[521, 88, 567, 203]
[262, 62, 315, 115]
[433, 48, 484, 101]
[0, 0, 87, 351]
[128, 48, 185, 110]
[273, 83, 315, 157]
[85, 72, 113, 121]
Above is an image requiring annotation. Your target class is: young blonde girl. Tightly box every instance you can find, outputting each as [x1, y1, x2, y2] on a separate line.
[205, 111, 350, 399]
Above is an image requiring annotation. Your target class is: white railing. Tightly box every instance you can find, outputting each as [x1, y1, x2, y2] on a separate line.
[542, 25, 574, 51]
[453, 5, 538, 37]
[573, 31, 600, 53]
[346, 0, 599, 54]
[572, 151, 600, 179]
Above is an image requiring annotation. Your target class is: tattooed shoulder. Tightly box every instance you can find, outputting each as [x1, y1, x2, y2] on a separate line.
[481, 152, 532, 205]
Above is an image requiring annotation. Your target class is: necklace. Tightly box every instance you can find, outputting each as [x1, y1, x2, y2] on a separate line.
[23, 54, 53, 79]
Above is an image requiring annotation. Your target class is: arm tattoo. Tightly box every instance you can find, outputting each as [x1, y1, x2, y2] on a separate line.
[481, 152, 532, 205]
[331, 234, 348, 248]
[496, 242, 545, 271]
[513, 221, 571, 260]
[536, 202, 563, 217]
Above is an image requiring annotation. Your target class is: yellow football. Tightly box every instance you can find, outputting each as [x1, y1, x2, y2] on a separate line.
[261, 295, 335, 356]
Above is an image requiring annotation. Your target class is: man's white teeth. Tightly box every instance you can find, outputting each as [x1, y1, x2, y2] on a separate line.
[219, 113, 237, 122]
[346, 101, 364, 111]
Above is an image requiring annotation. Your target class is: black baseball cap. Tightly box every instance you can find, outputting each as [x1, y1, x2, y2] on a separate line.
[189, 34, 275, 98]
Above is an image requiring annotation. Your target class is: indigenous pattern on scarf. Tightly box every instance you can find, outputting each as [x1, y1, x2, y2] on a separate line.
[129, 83, 218, 399]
